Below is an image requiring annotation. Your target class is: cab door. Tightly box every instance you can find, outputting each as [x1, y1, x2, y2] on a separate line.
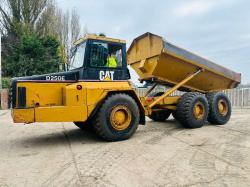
[82, 40, 130, 81]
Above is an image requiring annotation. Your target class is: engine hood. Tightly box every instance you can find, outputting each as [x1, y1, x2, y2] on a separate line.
[10, 70, 80, 108]
[12, 70, 80, 82]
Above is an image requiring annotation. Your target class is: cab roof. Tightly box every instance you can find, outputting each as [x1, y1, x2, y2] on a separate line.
[74, 34, 126, 45]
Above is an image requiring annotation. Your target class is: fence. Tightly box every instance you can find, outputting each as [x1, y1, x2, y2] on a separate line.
[135, 87, 250, 108]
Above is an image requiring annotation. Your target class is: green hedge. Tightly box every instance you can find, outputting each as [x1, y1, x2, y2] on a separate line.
[2, 77, 11, 89]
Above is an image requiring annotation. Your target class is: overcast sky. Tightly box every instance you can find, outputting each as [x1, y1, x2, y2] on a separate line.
[58, 0, 250, 85]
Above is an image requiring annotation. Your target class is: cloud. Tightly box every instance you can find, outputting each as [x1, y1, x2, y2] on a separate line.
[173, 1, 214, 17]
[173, 0, 238, 17]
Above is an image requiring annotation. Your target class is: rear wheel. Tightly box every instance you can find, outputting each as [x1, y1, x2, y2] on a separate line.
[172, 111, 178, 120]
[148, 110, 172, 121]
[176, 92, 208, 128]
[148, 92, 172, 121]
[93, 93, 140, 141]
[206, 92, 231, 125]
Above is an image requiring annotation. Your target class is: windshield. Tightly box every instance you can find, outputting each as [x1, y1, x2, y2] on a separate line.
[69, 42, 86, 70]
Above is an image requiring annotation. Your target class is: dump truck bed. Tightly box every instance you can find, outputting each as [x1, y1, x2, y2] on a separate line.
[127, 32, 241, 92]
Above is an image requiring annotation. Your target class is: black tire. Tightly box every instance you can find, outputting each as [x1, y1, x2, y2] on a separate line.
[206, 92, 231, 125]
[176, 92, 208, 128]
[93, 93, 140, 141]
[148, 110, 172, 121]
[148, 92, 172, 121]
[73, 121, 93, 131]
[172, 111, 178, 120]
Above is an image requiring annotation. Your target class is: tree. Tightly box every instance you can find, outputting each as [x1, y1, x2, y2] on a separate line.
[36, 1, 83, 65]
[0, 0, 49, 35]
[71, 8, 81, 45]
[2, 33, 60, 77]
[0, 0, 84, 77]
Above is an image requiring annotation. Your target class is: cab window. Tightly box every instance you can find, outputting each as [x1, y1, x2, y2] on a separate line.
[89, 41, 123, 68]
[69, 42, 86, 70]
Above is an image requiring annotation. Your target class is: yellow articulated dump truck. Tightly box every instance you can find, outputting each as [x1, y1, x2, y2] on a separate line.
[11, 32, 241, 141]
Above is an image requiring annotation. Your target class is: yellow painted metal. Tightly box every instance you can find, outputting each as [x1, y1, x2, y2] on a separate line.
[146, 96, 179, 106]
[74, 34, 126, 46]
[12, 81, 138, 123]
[161, 96, 180, 105]
[127, 32, 241, 92]
[16, 82, 69, 107]
[148, 70, 202, 108]
[193, 102, 205, 120]
[63, 83, 86, 106]
[12, 106, 87, 123]
[138, 97, 151, 116]
[110, 105, 132, 131]
[84, 81, 135, 116]
[161, 105, 176, 110]
[35, 106, 87, 122]
[218, 99, 228, 116]
[12, 108, 35, 123]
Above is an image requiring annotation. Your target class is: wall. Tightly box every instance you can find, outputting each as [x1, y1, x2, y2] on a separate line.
[0, 89, 9, 110]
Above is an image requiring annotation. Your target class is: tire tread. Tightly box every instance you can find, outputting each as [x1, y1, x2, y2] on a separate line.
[176, 92, 208, 128]
[93, 93, 139, 141]
[206, 92, 231, 125]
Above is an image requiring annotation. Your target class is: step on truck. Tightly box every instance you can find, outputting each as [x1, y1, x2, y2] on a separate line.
[11, 32, 241, 141]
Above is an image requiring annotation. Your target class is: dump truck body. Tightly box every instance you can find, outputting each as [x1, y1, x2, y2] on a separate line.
[127, 32, 241, 92]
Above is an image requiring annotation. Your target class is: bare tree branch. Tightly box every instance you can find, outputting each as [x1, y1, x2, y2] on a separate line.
[71, 8, 80, 44]
[0, 5, 13, 29]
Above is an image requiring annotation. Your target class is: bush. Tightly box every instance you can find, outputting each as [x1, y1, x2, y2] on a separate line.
[2, 77, 11, 89]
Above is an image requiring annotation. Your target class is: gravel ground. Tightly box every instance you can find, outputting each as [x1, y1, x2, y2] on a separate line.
[0, 109, 250, 187]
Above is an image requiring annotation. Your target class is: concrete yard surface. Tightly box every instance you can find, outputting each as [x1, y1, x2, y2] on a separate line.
[0, 109, 250, 186]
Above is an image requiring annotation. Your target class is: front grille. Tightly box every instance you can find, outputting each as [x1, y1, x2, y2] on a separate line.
[9, 85, 12, 108]
[10, 79, 17, 108]
[17, 87, 26, 108]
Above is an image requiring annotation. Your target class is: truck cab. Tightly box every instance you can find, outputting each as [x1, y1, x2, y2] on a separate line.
[70, 35, 130, 81]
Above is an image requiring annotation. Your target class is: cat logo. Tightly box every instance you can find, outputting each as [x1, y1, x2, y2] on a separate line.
[99, 71, 114, 81]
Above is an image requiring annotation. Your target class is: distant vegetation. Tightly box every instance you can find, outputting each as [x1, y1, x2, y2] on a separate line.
[0, 0, 84, 78]
[2, 77, 11, 89]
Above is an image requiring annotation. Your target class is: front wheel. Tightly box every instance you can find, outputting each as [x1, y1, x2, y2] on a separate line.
[93, 94, 140, 141]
